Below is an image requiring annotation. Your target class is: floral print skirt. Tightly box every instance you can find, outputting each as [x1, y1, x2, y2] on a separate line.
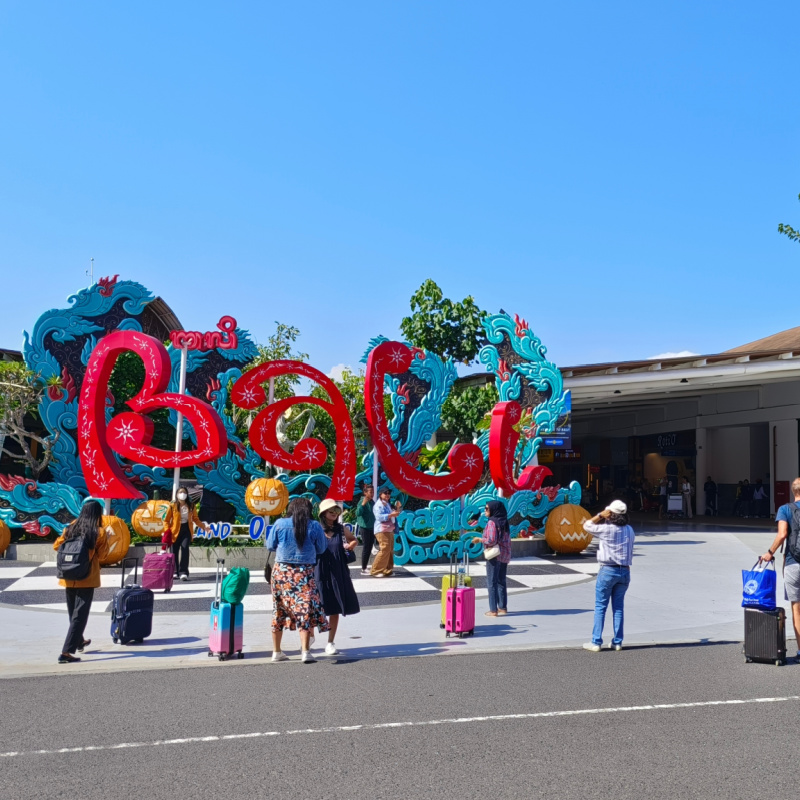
[271, 563, 330, 633]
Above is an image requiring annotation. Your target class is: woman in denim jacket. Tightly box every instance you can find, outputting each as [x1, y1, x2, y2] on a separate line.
[266, 497, 329, 663]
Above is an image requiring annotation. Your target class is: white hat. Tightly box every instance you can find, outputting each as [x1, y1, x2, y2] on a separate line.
[318, 498, 342, 515]
[606, 500, 627, 515]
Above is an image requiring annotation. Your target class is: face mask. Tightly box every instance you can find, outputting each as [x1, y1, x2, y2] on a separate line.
[177, 492, 187, 501]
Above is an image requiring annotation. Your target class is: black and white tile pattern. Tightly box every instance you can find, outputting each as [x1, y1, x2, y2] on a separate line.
[0, 557, 598, 614]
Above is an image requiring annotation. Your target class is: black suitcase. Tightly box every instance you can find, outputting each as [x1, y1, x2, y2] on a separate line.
[744, 607, 786, 666]
[111, 557, 154, 644]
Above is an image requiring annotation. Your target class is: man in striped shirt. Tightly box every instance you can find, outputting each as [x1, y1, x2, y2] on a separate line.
[582, 500, 635, 652]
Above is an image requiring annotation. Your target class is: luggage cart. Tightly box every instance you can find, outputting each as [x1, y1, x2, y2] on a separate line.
[667, 493, 684, 518]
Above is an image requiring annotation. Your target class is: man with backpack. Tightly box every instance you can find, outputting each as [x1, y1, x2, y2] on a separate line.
[761, 477, 800, 661]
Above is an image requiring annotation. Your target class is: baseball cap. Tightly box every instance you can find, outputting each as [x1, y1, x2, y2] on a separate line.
[606, 500, 627, 515]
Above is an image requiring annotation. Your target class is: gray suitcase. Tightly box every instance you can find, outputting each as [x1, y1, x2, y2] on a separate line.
[743, 607, 786, 666]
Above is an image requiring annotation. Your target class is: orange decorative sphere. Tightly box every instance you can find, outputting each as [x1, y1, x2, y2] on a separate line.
[0, 519, 10, 556]
[544, 504, 593, 554]
[245, 478, 289, 517]
[131, 499, 172, 538]
[99, 515, 131, 565]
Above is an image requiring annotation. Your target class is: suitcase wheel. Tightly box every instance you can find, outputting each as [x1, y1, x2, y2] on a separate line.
[219, 653, 227, 661]
[112, 638, 119, 644]
[237, 652, 244, 660]
[775, 660, 784, 667]
[208, 651, 214, 658]
[164, 588, 171, 593]
[745, 657, 752, 663]
[135, 639, 144, 644]
[439, 623, 445, 629]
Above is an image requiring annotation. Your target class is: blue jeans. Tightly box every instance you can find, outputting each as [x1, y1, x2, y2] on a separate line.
[591, 566, 630, 646]
[486, 558, 508, 613]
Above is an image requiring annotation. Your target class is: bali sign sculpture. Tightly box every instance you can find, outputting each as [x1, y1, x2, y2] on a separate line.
[0, 278, 579, 564]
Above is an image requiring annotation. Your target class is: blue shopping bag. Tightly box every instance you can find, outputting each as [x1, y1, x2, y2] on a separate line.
[741, 559, 776, 609]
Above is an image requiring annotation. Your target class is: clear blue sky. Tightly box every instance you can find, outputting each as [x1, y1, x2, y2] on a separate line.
[1, 1, 798, 375]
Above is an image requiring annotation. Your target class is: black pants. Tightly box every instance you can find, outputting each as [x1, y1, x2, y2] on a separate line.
[173, 523, 191, 576]
[360, 528, 375, 571]
[63, 587, 94, 654]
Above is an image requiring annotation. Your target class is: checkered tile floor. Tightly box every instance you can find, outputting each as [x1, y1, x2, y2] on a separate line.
[0, 556, 599, 614]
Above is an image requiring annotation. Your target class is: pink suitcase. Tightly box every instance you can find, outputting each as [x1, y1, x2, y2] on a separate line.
[445, 586, 476, 637]
[444, 552, 475, 638]
[141, 551, 175, 593]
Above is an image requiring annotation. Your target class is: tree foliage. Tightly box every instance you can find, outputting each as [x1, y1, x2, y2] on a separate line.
[0, 362, 59, 478]
[400, 279, 487, 364]
[440, 382, 499, 443]
[231, 322, 308, 442]
[778, 193, 800, 243]
[309, 369, 370, 475]
[108, 351, 173, 452]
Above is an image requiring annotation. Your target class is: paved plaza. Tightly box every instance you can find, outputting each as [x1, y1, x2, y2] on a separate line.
[0, 518, 792, 678]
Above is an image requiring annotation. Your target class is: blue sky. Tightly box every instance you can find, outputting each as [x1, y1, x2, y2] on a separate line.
[1, 1, 798, 377]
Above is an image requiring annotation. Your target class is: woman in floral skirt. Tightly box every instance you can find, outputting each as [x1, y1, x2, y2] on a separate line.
[266, 497, 329, 663]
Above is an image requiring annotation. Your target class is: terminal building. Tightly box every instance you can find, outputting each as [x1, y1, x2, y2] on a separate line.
[544, 327, 800, 517]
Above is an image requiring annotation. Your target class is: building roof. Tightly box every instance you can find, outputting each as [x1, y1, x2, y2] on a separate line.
[459, 327, 800, 406]
[724, 327, 800, 355]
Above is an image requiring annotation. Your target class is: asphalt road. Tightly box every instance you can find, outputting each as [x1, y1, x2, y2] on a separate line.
[1, 642, 798, 800]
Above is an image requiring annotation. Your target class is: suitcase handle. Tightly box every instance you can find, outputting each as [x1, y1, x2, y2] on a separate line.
[121, 556, 139, 588]
[214, 558, 225, 605]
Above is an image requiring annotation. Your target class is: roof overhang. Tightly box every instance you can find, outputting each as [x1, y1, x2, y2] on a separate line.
[566, 356, 800, 406]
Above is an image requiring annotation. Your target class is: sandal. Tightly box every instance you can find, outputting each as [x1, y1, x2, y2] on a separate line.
[484, 611, 498, 617]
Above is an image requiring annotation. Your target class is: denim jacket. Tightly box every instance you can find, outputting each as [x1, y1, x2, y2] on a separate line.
[373, 499, 396, 532]
[266, 518, 327, 564]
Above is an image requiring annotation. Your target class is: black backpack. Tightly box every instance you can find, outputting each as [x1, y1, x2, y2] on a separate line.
[788, 505, 800, 562]
[57, 535, 92, 581]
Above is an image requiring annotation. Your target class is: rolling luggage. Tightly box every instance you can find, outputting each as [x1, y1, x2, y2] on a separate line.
[440, 555, 473, 628]
[209, 559, 244, 661]
[744, 607, 786, 666]
[444, 552, 475, 638]
[111, 557, 154, 644]
[141, 551, 175, 593]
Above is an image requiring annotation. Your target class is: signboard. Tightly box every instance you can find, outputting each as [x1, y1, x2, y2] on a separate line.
[550, 390, 572, 449]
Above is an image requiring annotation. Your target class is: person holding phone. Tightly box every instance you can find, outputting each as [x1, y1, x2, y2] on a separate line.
[371, 487, 401, 577]
[471, 500, 511, 617]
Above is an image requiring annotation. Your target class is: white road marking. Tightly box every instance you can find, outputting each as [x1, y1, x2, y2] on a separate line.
[2, 695, 797, 759]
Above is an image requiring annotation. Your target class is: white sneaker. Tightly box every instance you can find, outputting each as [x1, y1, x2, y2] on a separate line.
[610, 644, 622, 651]
[180, 574, 189, 582]
[372, 573, 386, 578]
[301, 650, 316, 663]
[583, 643, 601, 652]
[360, 569, 370, 576]
[325, 642, 339, 655]
[271, 651, 289, 662]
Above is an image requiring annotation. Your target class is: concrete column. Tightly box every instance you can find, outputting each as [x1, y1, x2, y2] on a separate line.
[770, 420, 799, 515]
[695, 425, 707, 516]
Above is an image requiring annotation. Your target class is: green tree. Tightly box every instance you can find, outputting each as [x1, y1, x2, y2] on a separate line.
[308, 369, 371, 474]
[230, 322, 308, 443]
[400, 279, 488, 364]
[108, 351, 173, 452]
[778, 193, 800, 243]
[0, 363, 59, 478]
[440, 382, 498, 443]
